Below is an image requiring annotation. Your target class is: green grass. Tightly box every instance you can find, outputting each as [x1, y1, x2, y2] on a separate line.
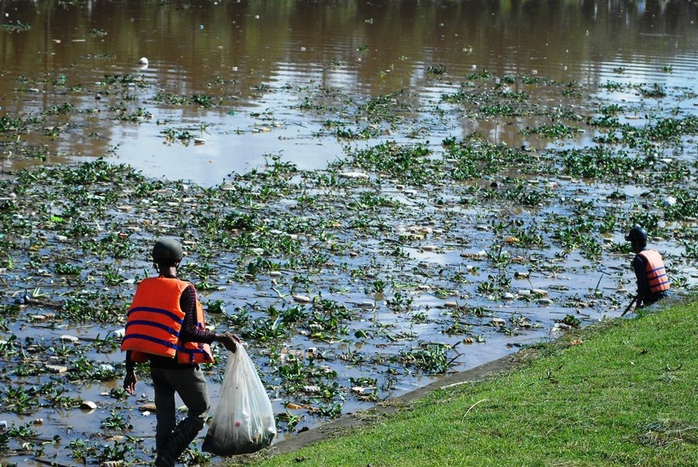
[242, 298, 698, 467]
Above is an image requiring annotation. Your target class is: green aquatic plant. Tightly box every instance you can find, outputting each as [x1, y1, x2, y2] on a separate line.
[349, 141, 434, 185]
[637, 83, 667, 98]
[59, 291, 126, 324]
[206, 299, 226, 314]
[160, 127, 195, 143]
[443, 137, 530, 180]
[385, 291, 414, 312]
[664, 195, 698, 222]
[558, 146, 647, 181]
[64, 355, 119, 382]
[314, 402, 343, 418]
[43, 102, 73, 115]
[152, 91, 191, 106]
[601, 80, 626, 91]
[0, 20, 31, 32]
[116, 107, 152, 123]
[0, 114, 25, 132]
[55, 263, 82, 275]
[427, 64, 447, 75]
[1, 385, 38, 413]
[69, 438, 135, 464]
[273, 352, 342, 408]
[480, 103, 518, 117]
[88, 28, 107, 37]
[100, 410, 132, 431]
[191, 93, 215, 108]
[242, 316, 289, 341]
[394, 343, 456, 374]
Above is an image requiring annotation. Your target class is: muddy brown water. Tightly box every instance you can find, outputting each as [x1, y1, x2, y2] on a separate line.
[2, 1, 698, 466]
[2, 0, 697, 184]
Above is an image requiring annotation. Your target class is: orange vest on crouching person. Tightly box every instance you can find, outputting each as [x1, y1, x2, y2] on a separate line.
[638, 249, 670, 294]
[121, 277, 213, 364]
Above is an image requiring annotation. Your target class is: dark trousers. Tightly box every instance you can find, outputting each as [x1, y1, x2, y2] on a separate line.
[151, 366, 210, 464]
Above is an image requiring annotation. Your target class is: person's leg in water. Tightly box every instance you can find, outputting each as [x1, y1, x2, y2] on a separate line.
[154, 367, 210, 467]
[151, 367, 177, 454]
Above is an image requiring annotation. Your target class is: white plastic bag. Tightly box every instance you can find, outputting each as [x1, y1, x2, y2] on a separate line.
[203, 346, 276, 456]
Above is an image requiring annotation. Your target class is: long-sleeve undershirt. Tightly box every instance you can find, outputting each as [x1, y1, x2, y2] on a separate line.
[632, 251, 651, 299]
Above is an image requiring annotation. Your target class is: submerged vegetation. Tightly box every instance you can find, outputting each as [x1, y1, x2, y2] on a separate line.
[2, 45, 698, 467]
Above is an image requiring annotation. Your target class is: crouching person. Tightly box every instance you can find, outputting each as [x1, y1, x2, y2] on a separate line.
[626, 225, 670, 308]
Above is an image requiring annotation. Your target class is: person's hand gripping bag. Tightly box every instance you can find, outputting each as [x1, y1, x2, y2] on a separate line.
[203, 345, 276, 455]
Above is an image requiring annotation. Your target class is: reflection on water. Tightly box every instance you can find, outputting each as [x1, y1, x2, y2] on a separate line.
[1, 0, 697, 185]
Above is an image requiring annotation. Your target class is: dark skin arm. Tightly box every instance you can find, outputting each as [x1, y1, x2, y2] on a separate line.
[216, 332, 242, 353]
[124, 365, 137, 395]
[632, 253, 651, 308]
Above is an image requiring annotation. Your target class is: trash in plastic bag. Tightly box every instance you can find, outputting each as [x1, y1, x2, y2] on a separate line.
[202, 345, 276, 456]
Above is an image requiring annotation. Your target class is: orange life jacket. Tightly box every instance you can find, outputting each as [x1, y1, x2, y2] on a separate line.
[638, 249, 670, 294]
[121, 277, 213, 365]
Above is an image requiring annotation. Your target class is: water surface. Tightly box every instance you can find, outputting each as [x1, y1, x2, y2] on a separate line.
[2, 0, 697, 184]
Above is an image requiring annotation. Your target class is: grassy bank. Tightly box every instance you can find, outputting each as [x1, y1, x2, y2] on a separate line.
[243, 298, 698, 467]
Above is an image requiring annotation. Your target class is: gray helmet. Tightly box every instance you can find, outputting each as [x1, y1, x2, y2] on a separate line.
[625, 225, 648, 242]
[152, 238, 184, 262]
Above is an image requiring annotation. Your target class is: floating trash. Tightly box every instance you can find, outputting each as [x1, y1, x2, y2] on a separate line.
[662, 196, 677, 207]
[80, 400, 97, 411]
[339, 171, 369, 179]
[100, 461, 124, 467]
[293, 294, 311, 303]
[460, 250, 487, 258]
[490, 318, 506, 327]
[28, 314, 51, 321]
[45, 364, 68, 374]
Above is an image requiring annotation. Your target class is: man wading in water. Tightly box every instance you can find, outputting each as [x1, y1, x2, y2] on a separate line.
[626, 225, 670, 309]
[121, 238, 240, 467]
